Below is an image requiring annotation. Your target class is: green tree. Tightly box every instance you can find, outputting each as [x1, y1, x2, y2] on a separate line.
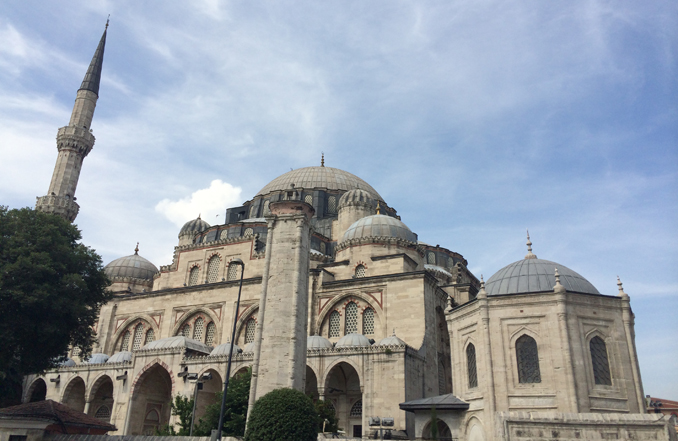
[156, 395, 195, 435]
[244, 388, 317, 441]
[314, 399, 339, 433]
[194, 368, 251, 436]
[0, 207, 111, 406]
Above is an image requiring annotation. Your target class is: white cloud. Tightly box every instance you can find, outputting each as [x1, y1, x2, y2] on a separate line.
[155, 180, 242, 227]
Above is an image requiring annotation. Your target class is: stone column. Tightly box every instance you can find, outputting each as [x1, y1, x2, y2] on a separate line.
[554, 271, 579, 412]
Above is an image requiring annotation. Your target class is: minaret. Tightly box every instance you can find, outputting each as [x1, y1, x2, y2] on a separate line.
[35, 21, 108, 222]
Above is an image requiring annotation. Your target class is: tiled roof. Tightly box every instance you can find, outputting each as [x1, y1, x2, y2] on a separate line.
[0, 400, 116, 431]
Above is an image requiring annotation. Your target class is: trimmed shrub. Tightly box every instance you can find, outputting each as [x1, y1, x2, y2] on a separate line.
[244, 388, 317, 441]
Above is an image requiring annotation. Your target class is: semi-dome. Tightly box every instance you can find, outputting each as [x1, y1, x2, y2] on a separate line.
[107, 351, 132, 363]
[377, 334, 407, 347]
[486, 258, 599, 295]
[140, 336, 211, 354]
[256, 166, 383, 200]
[336, 333, 372, 348]
[210, 342, 242, 356]
[60, 358, 76, 367]
[308, 335, 333, 350]
[179, 215, 210, 238]
[338, 189, 376, 209]
[104, 245, 158, 281]
[84, 353, 109, 364]
[342, 214, 417, 243]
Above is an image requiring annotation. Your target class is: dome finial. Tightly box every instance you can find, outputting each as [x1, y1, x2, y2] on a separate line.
[554, 268, 566, 293]
[321, 152, 325, 167]
[525, 229, 537, 259]
[134, 242, 139, 255]
[106, 14, 110, 30]
[392, 328, 396, 336]
[376, 201, 381, 215]
[477, 275, 487, 299]
[617, 276, 629, 298]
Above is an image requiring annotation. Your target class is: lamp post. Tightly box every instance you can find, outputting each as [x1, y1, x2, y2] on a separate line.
[216, 258, 245, 440]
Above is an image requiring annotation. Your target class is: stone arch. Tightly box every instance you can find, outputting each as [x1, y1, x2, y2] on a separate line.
[194, 368, 223, 423]
[422, 418, 452, 440]
[61, 376, 86, 412]
[171, 307, 220, 340]
[317, 293, 384, 339]
[87, 374, 114, 421]
[323, 361, 362, 437]
[465, 416, 486, 441]
[111, 315, 159, 353]
[305, 365, 319, 401]
[234, 304, 259, 346]
[233, 365, 251, 378]
[26, 378, 47, 403]
[129, 361, 174, 435]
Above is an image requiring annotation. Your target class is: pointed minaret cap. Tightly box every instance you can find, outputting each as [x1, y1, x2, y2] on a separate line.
[134, 242, 139, 255]
[617, 276, 629, 299]
[525, 229, 537, 259]
[554, 268, 566, 293]
[477, 275, 488, 299]
[79, 20, 108, 96]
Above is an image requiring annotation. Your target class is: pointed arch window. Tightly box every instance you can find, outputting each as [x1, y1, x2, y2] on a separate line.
[119, 331, 131, 351]
[345, 302, 358, 334]
[132, 323, 144, 350]
[329, 311, 340, 338]
[304, 194, 313, 205]
[193, 317, 204, 341]
[245, 317, 256, 343]
[188, 266, 199, 286]
[144, 328, 155, 345]
[467, 343, 478, 388]
[206, 256, 220, 283]
[355, 264, 366, 278]
[350, 399, 362, 417]
[180, 324, 191, 338]
[362, 308, 375, 335]
[516, 334, 541, 383]
[590, 336, 612, 385]
[95, 405, 111, 421]
[249, 204, 257, 218]
[244, 228, 254, 237]
[205, 322, 216, 346]
[227, 262, 239, 281]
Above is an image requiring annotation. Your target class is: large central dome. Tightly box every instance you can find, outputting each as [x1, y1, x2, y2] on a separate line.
[256, 166, 383, 200]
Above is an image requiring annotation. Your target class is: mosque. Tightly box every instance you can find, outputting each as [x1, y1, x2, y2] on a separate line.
[24, 24, 674, 441]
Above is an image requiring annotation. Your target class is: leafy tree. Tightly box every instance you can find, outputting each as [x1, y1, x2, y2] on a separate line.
[244, 388, 317, 441]
[0, 206, 111, 404]
[314, 399, 339, 433]
[156, 395, 194, 435]
[195, 368, 251, 436]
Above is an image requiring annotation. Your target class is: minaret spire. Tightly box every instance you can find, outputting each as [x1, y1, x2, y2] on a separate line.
[36, 22, 108, 222]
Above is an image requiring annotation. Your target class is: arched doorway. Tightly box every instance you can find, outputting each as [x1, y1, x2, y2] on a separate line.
[62, 377, 86, 412]
[88, 375, 114, 422]
[28, 378, 46, 402]
[423, 419, 453, 441]
[195, 369, 222, 422]
[305, 366, 319, 401]
[325, 362, 361, 438]
[129, 364, 173, 435]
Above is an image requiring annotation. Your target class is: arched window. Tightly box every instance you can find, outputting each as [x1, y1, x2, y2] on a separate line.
[144, 329, 155, 345]
[205, 322, 216, 346]
[467, 343, 478, 388]
[206, 256, 220, 283]
[227, 263, 239, 281]
[362, 308, 375, 335]
[188, 266, 199, 286]
[590, 336, 612, 385]
[245, 318, 256, 343]
[220, 229, 229, 240]
[180, 324, 191, 338]
[249, 204, 257, 218]
[320, 242, 326, 254]
[244, 228, 254, 237]
[516, 334, 541, 383]
[95, 405, 111, 421]
[263, 200, 270, 215]
[345, 302, 358, 334]
[132, 323, 144, 350]
[427, 252, 436, 264]
[329, 311, 340, 338]
[304, 194, 313, 205]
[328, 196, 337, 214]
[119, 331, 131, 351]
[193, 317, 204, 341]
[355, 264, 366, 278]
[350, 399, 362, 417]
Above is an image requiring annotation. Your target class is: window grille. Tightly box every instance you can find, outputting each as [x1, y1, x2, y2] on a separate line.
[427, 252, 436, 265]
[590, 336, 612, 385]
[193, 317, 204, 341]
[145, 329, 155, 345]
[263, 200, 270, 215]
[181, 324, 191, 338]
[355, 264, 366, 278]
[345, 302, 358, 334]
[249, 204, 257, 218]
[329, 311, 340, 338]
[120, 331, 130, 351]
[205, 322, 216, 346]
[516, 335, 541, 383]
[220, 230, 229, 240]
[227, 263, 239, 281]
[350, 399, 362, 417]
[320, 242, 326, 254]
[362, 308, 375, 335]
[94, 405, 111, 421]
[304, 194, 313, 205]
[72, 347, 81, 358]
[244, 228, 254, 237]
[132, 323, 144, 350]
[207, 256, 220, 283]
[438, 358, 447, 394]
[328, 196, 337, 214]
[188, 266, 199, 286]
[467, 343, 478, 388]
[245, 318, 256, 343]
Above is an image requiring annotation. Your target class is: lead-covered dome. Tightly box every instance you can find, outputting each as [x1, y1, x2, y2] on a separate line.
[107, 351, 132, 363]
[210, 342, 242, 356]
[179, 215, 210, 238]
[104, 247, 158, 282]
[338, 189, 376, 209]
[84, 353, 109, 364]
[336, 333, 372, 348]
[140, 336, 211, 354]
[256, 166, 383, 200]
[342, 214, 417, 243]
[308, 335, 333, 350]
[486, 258, 599, 295]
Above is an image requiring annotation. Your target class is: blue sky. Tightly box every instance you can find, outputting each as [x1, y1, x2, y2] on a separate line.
[0, 1, 676, 398]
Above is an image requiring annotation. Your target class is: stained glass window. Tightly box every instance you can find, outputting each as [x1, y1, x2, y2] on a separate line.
[355, 264, 366, 278]
[245, 318, 256, 343]
[188, 266, 199, 286]
[329, 311, 340, 338]
[350, 399, 362, 417]
[227, 263, 239, 281]
[120, 331, 130, 351]
[590, 336, 612, 385]
[207, 256, 220, 283]
[132, 323, 144, 350]
[145, 329, 155, 345]
[345, 302, 358, 334]
[328, 196, 337, 214]
[516, 334, 541, 383]
[304, 194, 313, 205]
[95, 405, 111, 421]
[467, 343, 478, 388]
[181, 324, 191, 338]
[205, 322, 216, 346]
[193, 317, 204, 341]
[362, 308, 374, 335]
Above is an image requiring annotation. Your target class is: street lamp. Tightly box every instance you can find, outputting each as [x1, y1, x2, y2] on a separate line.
[216, 258, 245, 440]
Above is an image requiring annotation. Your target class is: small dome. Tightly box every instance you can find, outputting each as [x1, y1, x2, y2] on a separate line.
[242, 342, 255, 354]
[141, 336, 211, 354]
[486, 258, 599, 296]
[336, 333, 372, 348]
[342, 214, 417, 243]
[308, 335, 333, 350]
[338, 189, 376, 209]
[377, 334, 406, 347]
[104, 247, 158, 281]
[107, 351, 132, 363]
[60, 358, 76, 367]
[85, 353, 109, 364]
[210, 342, 242, 356]
[179, 216, 210, 238]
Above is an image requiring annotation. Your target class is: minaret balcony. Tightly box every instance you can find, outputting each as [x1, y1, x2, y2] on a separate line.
[57, 126, 96, 144]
